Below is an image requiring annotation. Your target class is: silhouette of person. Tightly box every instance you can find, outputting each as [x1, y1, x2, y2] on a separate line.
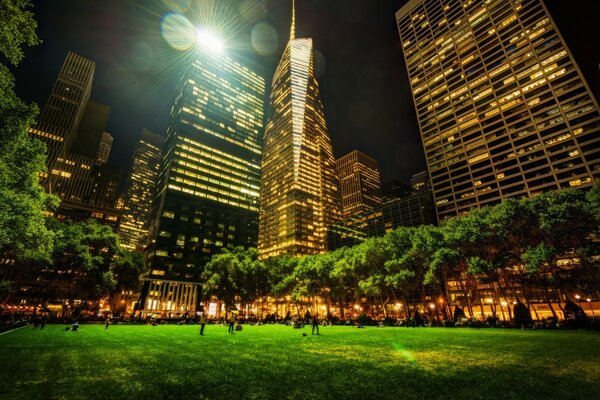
[312, 315, 320, 335]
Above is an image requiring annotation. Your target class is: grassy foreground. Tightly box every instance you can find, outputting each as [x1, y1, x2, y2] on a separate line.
[1, 324, 599, 399]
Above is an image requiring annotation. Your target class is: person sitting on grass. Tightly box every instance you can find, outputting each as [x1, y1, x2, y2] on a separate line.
[71, 321, 79, 331]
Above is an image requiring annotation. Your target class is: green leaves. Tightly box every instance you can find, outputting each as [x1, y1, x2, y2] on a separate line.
[0, 0, 41, 66]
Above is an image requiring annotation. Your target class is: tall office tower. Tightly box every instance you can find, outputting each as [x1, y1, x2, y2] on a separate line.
[258, 1, 342, 258]
[28, 52, 94, 171]
[141, 49, 265, 314]
[70, 101, 111, 159]
[96, 132, 114, 163]
[119, 129, 163, 252]
[336, 150, 382, 218]
[396, 0, 600, 221]
[410, 170, 431, 193]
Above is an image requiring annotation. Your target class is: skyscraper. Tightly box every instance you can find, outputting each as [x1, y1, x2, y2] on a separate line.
[96, 132, 113, 164]
[28, 52, 94, 173]
[141, 48, 265, 314]
[336, 150, 382, 218]
[396, 0, 600, 221]
[28, 52, 121, 228]
[258, 1, 342, 258]
[119, 129, 163, 252]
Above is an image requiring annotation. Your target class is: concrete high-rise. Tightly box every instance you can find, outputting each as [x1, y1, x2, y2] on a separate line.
[396, 0, 600, 221]
[96, 132, 113, 164]
[28, 52, 121, 227]
[141, 46, 265, 314]
[258, 1, 342, 258]
[336, 150, 382, 218]
[28, 52, 94, 173]
[119, 129, 163, 252]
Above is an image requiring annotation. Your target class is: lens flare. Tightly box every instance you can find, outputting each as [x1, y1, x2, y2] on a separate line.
[251, 23, 278, 56]
[161, 13, 196, 51]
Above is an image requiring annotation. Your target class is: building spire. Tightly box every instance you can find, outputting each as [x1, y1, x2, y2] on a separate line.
[290, 0, 296, 40]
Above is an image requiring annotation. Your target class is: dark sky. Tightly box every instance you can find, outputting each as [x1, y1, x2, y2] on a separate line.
[12, 0, 600, 185]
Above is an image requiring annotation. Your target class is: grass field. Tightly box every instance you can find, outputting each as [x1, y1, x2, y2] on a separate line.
[1, 324, 599, 400]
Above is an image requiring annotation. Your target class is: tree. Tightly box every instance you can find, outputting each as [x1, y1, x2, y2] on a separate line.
[0, 0, 56, 266]
[42, 219, 120, 310]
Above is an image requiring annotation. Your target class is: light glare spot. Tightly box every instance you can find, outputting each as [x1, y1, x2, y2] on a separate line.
[161, 13, 196, 51]
[196, 29, 224, 52]
[251, 23, 278, 56]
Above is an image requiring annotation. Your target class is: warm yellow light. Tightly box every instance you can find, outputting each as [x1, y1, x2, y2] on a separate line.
[575, 294, 581, 300]
[486, 298, 493, 304]
[501, 301, 508, 307]
[429, 303, 435, 309]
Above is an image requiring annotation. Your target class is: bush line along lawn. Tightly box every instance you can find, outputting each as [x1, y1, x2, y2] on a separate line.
[1, 325, 599, 399]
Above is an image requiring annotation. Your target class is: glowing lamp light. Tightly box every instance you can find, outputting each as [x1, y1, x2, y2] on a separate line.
[196, 28, 223, 52]
[485, 298, 493, 304]
[500, 301, 508, 307]
[429, 303, 435, 309]
[575, 294, 581, 300]
[587, 298, 592, 302]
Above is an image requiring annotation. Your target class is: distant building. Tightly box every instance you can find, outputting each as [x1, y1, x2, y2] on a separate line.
[328, 191, 436, 250]
[381, 180, 412, 203]
[70, 100, 111, 159]
[119, 129, 163, 252]
[28, 52, 121, 228]
[336, 150, 382, 218]
[410, 171, 431, 193]
[258, 2, 342, 258]
[96, 132, 113, 164]
[28, 51, 94, 175]
[396, 0, 600, 221]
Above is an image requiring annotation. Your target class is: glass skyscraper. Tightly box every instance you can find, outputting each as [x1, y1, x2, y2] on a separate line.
[141, 50, 265, 314]
[258, 2, 342, 259]
[396, 0, 600, 221]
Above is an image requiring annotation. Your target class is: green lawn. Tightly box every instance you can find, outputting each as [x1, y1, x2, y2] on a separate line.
[1, 324, 598, 399]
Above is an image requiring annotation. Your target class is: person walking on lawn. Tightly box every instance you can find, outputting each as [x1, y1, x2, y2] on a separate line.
[199, 313, 206, 336]
[228, 312, 236, 334]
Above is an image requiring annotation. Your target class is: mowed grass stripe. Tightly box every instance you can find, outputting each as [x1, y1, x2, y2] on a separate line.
[1, 325, 598, 399]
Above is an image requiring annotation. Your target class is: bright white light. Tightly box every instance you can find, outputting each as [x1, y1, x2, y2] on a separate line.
[196, 28, 223, 52]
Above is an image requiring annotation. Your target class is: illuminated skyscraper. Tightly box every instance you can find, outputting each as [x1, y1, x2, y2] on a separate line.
[141, 49, 265, 313]
[258, 1, 342, 258]
[396, 0, 600, 221]
[28, 51, 94, 172]
[119, 129, 163, 252]
[336, 150, 382, 218]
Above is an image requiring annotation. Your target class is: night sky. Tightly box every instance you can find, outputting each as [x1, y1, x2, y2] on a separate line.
[11, 0, 600, 185]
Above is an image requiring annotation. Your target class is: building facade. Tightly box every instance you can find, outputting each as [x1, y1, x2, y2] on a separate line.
[396, 0, 600, 221]
[28, 52, 121, 227]
[328, 191, 436, 250]
[258, 3, 342, 258]
[336, 150, 382, 218]
[118, 129, 164, 252]
[96, 132, 114, 164]
[141, 50, 265, 314]
[28, 52, 94, 175]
